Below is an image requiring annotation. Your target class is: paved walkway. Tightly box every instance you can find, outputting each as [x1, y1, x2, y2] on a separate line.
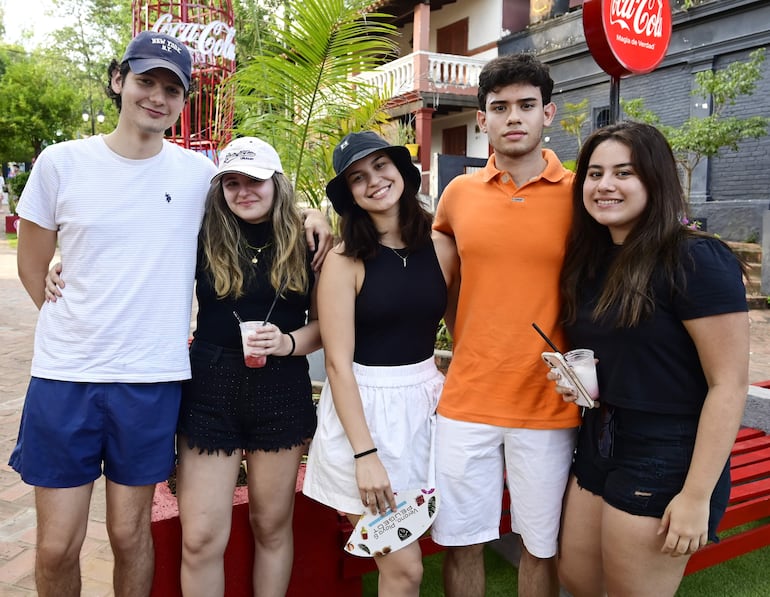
[0, 206, 768, 595]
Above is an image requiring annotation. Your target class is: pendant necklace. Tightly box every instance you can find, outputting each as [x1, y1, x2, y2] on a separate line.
[246, 242, 271, 264]
[386, 246, 409, 268]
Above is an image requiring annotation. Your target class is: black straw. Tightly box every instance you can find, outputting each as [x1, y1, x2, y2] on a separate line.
[532, 322, 561, 353]
[263, 282, 287, 325]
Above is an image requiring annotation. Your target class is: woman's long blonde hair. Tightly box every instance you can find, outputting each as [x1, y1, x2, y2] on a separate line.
[199, 173, 308, 298]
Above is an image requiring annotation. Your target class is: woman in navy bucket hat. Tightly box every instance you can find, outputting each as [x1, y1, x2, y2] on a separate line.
[325, 131, 422, 214]
[304, 131, 459, 595]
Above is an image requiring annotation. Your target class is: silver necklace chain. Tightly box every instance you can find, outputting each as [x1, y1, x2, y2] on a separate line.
[385, 246, 408, 268]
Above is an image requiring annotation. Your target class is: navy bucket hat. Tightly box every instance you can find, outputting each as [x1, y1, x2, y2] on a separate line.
[326, 131, 421, 215]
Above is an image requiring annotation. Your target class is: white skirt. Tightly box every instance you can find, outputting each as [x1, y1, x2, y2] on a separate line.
[303, 357, 444, 515]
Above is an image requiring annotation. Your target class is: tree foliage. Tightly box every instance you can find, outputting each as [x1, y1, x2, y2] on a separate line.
[559, 98, 589, 150]
[559, 98, 589, 168]
[232, 0, 398, 207]
[0, 50, 80, 161]
[622, 48, 768, 198]
[232, 0, 284, 63]
[0, 0, 130, 166]
[47, 0, 132, 133]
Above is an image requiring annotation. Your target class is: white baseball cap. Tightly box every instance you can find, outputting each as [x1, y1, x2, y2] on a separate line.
[211, 137, 284, 184]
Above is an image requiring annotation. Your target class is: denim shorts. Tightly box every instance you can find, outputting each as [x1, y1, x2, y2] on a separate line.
[9, 378, 180, 488]
[573, 405, 730, 542]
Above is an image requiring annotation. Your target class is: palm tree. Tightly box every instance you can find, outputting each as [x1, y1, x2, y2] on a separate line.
[232, 0, 398, 208]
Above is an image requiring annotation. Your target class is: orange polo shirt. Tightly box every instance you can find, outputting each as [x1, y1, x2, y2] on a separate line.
[433, 150, 581, 429]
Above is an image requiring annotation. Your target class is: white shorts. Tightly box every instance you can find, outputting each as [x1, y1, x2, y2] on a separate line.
[431, 414, 577, 558]
[302, 357, 443, 515]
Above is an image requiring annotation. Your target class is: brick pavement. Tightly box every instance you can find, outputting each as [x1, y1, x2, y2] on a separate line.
[0, 212, 114, 596]
[0, 206, 768, 595]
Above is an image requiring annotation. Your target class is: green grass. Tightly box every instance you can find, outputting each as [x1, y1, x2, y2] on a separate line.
[679, 547, 770, 596]
[363, 546, 517, 596]
[5, 232, 17, 248]
[679, 518, 770, 596]
[363, 541, 770, 596]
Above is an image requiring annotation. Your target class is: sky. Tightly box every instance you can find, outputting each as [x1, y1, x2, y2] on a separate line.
[1, 0, 70, 49]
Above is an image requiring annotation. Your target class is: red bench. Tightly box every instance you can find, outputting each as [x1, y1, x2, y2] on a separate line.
[150, 469, 511, 597]
[684, 425, 770, 575]
[149, 427, 769, 594]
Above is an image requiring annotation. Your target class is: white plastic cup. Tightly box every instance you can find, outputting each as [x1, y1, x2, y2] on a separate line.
[239, 321, 267, 368]
[563, 349, 599, 399]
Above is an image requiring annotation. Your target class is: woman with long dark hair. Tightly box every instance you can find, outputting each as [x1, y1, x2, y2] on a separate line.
[303, 131, 459, 596]
[555, 122, 749, 596]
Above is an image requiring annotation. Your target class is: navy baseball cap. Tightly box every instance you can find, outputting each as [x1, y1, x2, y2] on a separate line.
[326, 131, 421, 215]
[122, 31, 192, 91]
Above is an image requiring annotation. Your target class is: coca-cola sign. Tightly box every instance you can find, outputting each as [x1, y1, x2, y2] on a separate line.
[151, 14, 236, 64]
[584, 0, 672, 78]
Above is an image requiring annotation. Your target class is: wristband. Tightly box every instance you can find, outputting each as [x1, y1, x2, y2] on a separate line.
[286, 332, 296, 356]
[353, 447, 377, 459]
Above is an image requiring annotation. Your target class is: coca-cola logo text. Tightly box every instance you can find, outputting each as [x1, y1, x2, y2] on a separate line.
[152, 14, 236, 64]
[583, 0, 672, 77]
[609, 0, 664, 38]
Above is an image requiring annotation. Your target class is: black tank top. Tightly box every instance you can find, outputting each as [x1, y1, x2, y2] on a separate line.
[354, 241, 447, 366]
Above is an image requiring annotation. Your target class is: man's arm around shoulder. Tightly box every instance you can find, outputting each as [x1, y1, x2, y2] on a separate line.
[18, 219, 58, 310]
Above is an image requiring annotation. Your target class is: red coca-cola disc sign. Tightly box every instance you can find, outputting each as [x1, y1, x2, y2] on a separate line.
[584, 0, 672, 78]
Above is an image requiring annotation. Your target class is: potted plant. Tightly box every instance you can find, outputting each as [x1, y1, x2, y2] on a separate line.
[434, 319, 453, 374]
[388, 121, 419, 159]
[5, 170, 29, 234]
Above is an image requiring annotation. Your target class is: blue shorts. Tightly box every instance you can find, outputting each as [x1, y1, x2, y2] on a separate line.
[9, 378, 181, 488]
[573, 405, 730, 543]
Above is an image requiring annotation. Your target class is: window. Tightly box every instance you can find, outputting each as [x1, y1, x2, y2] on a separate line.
[594, 107, 611, 129]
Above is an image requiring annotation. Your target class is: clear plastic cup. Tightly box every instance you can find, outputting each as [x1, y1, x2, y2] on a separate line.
[564, 349, 599, 399]
[239, 321, 267, 368]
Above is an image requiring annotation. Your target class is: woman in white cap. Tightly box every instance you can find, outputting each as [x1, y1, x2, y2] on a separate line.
[303, 131, 459, 595]
[176, 137, 321, 597]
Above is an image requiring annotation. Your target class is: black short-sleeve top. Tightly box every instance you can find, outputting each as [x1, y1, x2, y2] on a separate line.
[566, 237, 747, 415]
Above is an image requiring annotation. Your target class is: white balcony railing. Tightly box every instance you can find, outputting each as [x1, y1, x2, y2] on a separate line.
[427, 52, 486, 88]
[354, 51, 487, 98]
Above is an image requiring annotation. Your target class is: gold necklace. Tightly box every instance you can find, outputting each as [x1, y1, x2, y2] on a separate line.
[246, 242, 271, 264]
[385, 246, 408, 268]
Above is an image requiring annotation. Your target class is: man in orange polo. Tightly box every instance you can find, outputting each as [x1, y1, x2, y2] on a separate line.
[431, 53, 581, 597]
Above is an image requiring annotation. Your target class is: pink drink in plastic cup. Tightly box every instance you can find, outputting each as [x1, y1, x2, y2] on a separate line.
[239, 321, 267, 368]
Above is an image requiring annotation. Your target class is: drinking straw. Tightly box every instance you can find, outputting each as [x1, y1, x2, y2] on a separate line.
[263, 281, 287, 325]
[531, 322, 561, 353]
[233, 281, 286, 328]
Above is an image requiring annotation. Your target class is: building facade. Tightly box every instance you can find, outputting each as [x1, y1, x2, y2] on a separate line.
[373, 0, 769, 241]
[501, 0, 770, 241]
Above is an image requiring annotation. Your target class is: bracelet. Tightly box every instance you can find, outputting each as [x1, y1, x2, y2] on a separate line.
[286, 332, 296, 357]
[353, 447, 378, 459]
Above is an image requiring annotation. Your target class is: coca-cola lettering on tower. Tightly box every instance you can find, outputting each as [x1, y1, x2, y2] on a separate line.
[583, 0, 672, 78]
[152, 14, 236, 64]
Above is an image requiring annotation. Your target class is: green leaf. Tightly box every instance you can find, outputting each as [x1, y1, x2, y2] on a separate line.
[231, 0, 398, 208]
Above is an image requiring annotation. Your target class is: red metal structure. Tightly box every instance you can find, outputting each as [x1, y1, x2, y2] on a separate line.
[131, 0, 236, 156]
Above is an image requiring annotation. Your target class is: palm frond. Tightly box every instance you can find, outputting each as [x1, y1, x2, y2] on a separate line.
[232, 0, 398, 207]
